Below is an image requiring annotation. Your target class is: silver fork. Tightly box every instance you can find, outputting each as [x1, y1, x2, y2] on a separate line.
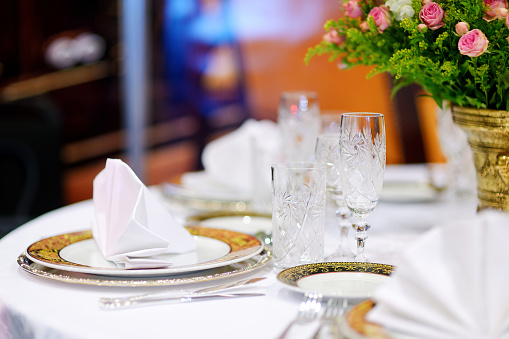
[312, 298, 348, 339]
[277, 293, 322, 339]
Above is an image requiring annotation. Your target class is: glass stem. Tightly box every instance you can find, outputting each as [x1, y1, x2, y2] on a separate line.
[353, 220, 370, 262]
[337, 209, 350, 255]
[334, 195, 352, 258]
[338, 224, 349, 256]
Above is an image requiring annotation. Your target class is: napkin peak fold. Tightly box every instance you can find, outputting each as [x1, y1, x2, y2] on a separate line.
[92, 158, 196, 269]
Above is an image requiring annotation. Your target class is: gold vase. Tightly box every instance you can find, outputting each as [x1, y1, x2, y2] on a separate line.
[452, 105, 509, 211]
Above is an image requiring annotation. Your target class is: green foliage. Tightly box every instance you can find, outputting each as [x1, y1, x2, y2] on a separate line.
[305, 0, 509, 110]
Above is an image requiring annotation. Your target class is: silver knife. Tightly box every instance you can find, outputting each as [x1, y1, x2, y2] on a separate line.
[99, 293, 265, 310]
[99, 277, 266, 306]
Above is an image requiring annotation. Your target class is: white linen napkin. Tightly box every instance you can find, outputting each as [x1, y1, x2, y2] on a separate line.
[366, 210, 509, 339]
[181, 119, 281, 201]
[92, 158, 196, 269]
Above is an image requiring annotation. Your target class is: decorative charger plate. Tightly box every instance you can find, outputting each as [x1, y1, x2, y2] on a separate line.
[17, 248, 271, 287]
[277, 262, 395, 299]
[186, 211, 272, 235]
[25, 226, 263, 277]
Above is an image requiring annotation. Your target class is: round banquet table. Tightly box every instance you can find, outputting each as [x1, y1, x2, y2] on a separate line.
[0, 165, 478, 339]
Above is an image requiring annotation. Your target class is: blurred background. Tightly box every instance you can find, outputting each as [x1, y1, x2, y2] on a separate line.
[0, 0, 446, 235]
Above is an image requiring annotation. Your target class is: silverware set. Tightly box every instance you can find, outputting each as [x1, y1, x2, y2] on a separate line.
[277, 293, 348, 339]
[99, 277, 266, 310]
[100, 275, 350, 338]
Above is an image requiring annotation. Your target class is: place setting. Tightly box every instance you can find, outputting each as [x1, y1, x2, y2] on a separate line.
[17, 159, 272, 292]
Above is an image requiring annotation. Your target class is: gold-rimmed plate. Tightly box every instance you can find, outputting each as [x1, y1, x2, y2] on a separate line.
[186, 211, 272, 235]
[25, 226, 263, 277]
[341, 300, 418, 339]
[277, 262, 395, 299]
[160, 182, 251, 213]
[17, 248, 271, 287]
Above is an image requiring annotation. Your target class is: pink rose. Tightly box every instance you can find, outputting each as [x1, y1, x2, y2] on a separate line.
[419, 2, 445, 30]
[455, 22, 470, 36]
[323, 29, 345, 45]
[417, 24, 428, 32]
[458, 29, 489, 57]
[506, 13, 509, 28]
[344, 0, 363, 19]
[483, 0, 508, 21]
[368, 6, 392, 33]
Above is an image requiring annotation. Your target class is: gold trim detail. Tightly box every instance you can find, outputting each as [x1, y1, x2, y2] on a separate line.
[277, 262, 395, 287]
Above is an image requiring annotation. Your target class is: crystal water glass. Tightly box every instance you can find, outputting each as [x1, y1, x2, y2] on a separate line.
[271, 162, 327, 270]
[315, 134, 354, 260]
[339, 113, 386, 261]
[278, 91, 320, 162]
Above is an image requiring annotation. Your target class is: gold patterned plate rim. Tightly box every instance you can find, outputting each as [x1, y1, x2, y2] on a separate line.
[277, 262, 395, 299]
[25, 226, 263, 277]
[17, 248, 272, 287]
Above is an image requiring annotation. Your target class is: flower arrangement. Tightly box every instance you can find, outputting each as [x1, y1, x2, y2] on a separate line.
[305, 0, 509, 110]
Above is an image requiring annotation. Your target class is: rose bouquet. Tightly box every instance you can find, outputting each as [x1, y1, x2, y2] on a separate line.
[306, 0, 509, 110]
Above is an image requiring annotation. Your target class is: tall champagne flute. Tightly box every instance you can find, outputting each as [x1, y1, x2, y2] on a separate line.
[339, 113, 385, 261]
[315, 133, 354, 260]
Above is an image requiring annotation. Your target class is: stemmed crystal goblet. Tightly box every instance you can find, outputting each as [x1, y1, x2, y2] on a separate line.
[278, 91, 321, 162]
[339, 113, 386, 262]
[314, 133, 354, 260]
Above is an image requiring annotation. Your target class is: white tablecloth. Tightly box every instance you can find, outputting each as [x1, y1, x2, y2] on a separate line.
[0, 165, 477, 339]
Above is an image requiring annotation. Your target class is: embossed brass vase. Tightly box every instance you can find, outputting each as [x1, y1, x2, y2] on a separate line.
[452, 106, 509, 211]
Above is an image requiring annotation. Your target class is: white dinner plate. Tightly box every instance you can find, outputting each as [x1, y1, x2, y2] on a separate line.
[161, 182, 250, 213]
[25, 226, 263, 277]
[381, 181, 441, 203]
[277, 262, 394, 299]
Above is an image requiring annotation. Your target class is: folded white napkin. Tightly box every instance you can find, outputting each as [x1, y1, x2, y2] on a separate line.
[181, 119, 281, 201]
[92, 159, 196, 269]
[367, 210, 509, 339]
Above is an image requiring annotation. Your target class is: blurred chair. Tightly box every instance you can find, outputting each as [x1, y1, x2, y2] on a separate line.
[0, 96, 63, 238]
